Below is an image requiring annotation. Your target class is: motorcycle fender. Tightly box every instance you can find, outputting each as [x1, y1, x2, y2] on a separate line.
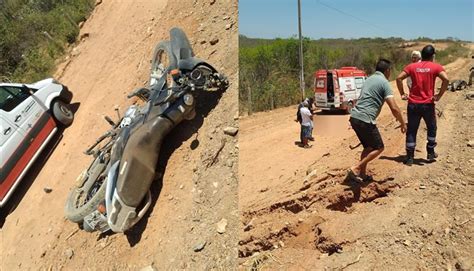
[170, 27, 194, 63]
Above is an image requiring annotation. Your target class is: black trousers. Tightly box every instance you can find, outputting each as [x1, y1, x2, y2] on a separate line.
[406, 103, 437, 155]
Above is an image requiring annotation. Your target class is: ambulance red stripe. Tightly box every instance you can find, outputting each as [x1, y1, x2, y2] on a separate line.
[0, 115, 56, 201]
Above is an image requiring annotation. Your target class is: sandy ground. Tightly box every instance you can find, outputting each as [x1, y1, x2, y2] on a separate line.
[239, 107, 352, 210]
[239, 47, 473, 269]
[1, 0, 238, 269]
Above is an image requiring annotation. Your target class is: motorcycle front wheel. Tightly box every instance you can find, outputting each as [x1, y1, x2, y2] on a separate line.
[150, 41, 175, 87]
[64, 154, 109, 223]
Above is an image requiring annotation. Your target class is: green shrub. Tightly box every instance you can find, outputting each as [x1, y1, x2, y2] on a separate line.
[239, 36, 468, 114]
[0, 0, 95, 82]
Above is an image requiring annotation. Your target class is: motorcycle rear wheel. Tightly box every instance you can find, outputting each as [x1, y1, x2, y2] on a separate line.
[64, 154, 109, 223]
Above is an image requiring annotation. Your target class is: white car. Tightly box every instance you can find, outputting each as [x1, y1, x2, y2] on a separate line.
[0, 78, 74, 207]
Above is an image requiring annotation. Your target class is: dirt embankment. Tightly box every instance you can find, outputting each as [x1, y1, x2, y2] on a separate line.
[1, 0, 238, 270]
[239, 49, 474, 269]
[400, 41, 450, 52]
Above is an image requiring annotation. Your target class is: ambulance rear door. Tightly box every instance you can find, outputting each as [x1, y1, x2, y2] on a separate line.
[314, 72, 328, 108]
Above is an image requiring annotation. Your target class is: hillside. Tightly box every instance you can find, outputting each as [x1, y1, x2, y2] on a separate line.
[0, 0, 238, 269]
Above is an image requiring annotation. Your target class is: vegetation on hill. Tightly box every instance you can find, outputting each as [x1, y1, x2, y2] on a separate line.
[239, 35, 469, 114]
[0, 0, 95, 82]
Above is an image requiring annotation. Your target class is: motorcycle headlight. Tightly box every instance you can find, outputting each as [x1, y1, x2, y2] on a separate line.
[190, 69, 202, 80]
[183, 93, 194, 106]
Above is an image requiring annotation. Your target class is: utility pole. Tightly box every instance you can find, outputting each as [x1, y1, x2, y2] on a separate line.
[247, 85, 252, 116]
[298, 0, 305, 100]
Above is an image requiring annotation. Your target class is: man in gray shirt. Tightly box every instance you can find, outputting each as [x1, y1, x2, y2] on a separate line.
[348, 59, 406, 181]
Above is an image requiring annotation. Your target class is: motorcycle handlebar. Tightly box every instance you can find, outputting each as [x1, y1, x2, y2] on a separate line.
[152, 70, 228, 106]
[84, 130, 115, 155]
[127, 87, 151, 100]
[104, 115, 116, 126]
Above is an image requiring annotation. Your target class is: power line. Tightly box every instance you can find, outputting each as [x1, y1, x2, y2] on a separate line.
[315, 0, 404, 38]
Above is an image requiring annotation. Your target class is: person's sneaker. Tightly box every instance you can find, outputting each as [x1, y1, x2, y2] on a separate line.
[427, 152, 438, 162]
[308, 137, 315, 141]
[404, 156, 414, 166]
[361, 175, 374, 182]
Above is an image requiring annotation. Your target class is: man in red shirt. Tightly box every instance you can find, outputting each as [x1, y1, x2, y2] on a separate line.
[396, 45, 449, 165]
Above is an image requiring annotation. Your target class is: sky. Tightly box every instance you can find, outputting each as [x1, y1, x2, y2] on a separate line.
[239, 0, 474, 41]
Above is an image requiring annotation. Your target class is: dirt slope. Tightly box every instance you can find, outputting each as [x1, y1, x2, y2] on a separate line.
[1, 0, 238, 269]
[239, 49, 473, 269]
[239, 107, 354, 210]
[400, 41, 450, 52]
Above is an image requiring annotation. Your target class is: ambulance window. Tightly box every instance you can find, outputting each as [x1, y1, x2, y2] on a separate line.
[355, 77, 364, 89]
[316, 79, 325, 88]
[0, 86, 29, 112]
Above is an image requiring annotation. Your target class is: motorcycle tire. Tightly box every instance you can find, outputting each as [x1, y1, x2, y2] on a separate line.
[150, 41, 176, 87]
[64, 155, 108, 223]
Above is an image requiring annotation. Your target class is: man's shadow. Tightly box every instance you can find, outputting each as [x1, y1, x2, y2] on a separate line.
[379, 155, 431, 166]
[0, 102, 80, 228]
[124, 88, 226, 246]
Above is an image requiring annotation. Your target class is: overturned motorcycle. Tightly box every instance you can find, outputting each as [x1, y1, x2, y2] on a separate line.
[64, 28, 228, 233]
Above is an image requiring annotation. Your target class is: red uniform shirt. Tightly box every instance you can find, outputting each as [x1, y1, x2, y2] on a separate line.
[404, 61, 445, 104]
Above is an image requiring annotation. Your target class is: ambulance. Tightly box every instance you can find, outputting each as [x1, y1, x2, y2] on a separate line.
[314, 67, 367, 113]
[0, 78, 73, 207]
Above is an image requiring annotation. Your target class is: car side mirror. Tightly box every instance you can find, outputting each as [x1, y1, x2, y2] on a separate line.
[21, 85, 34, 95]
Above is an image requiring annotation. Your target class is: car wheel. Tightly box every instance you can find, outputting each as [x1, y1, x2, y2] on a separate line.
[52, 99, 74, 127]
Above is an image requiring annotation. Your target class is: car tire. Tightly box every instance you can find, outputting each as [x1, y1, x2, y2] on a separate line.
[52, 99, 74, 127]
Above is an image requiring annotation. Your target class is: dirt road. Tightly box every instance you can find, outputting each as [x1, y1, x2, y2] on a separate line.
[239, 108, 352, 209]
[239, 50, 473, 269]
[1, 0, 238, 269]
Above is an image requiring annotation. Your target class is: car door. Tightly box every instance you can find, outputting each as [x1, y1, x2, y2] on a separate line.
[0, 87, 28, 203]
[1, 85, 48, 136]
[331, 71, 341, 108]
[0, 86, 52, 204]
[339, 77, 356, 102]
[0, 113, 29, 203]
[314, 76, 327, 108]
[354, 77, 365, 99]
